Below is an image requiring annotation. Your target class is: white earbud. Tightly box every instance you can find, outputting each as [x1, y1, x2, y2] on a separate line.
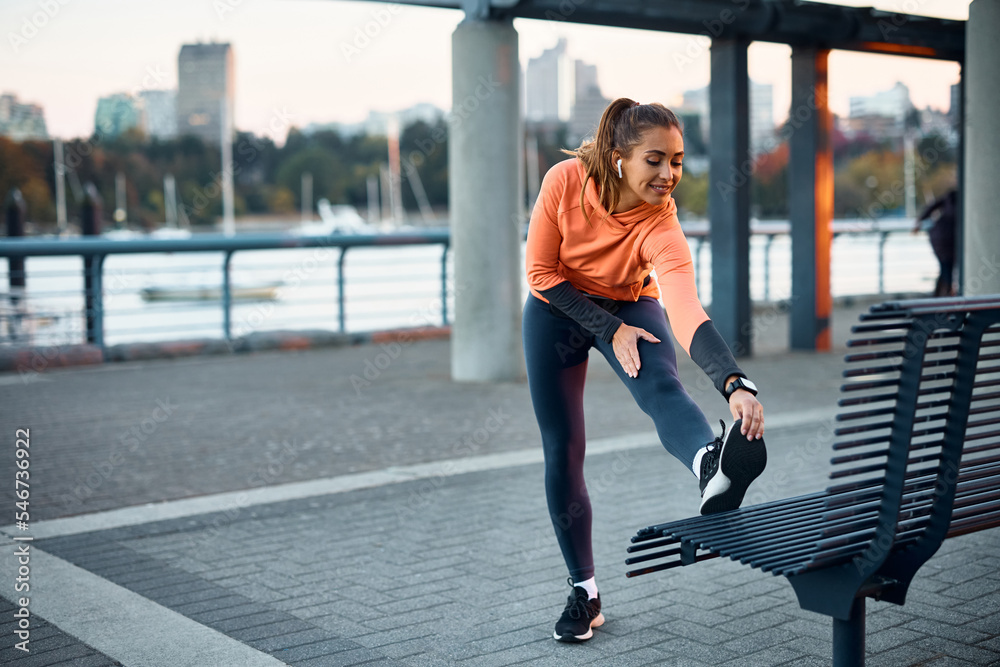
[616, 159, 623, 178]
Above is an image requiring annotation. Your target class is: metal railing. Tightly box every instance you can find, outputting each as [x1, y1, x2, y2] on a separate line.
[0, 222, 937, 351]
[0, 230, 451, 349]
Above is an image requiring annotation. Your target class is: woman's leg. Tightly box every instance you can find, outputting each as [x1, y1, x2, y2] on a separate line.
[592, 297, 716, 475]
[522, 295, 596, 582]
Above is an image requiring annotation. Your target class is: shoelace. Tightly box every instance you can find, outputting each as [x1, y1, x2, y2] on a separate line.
[564, 578, 598, 619]
[700, 420, 727, 480]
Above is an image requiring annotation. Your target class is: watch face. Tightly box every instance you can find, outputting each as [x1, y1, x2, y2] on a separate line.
[742, 379, 757, 393]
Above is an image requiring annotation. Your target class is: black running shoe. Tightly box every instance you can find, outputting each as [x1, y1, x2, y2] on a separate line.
[553, 578, 604, 642]
[699, 419, 767, 515]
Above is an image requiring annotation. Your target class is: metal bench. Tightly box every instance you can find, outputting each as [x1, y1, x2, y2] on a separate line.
[626, 295, 1000, 667]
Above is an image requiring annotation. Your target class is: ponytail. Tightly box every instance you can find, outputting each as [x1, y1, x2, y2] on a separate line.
[563, 98, 682, 225]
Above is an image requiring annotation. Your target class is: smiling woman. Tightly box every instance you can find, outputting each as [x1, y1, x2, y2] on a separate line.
[560, 99, 686, 224]
[522, 97, 767, 643]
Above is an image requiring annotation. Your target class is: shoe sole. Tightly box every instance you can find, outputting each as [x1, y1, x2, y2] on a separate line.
[700, 420, 767, 515]
[553, 612, 605, 642]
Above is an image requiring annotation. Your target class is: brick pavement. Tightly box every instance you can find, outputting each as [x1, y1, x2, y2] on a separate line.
[3, 299, 1000, 665]
[6, 424, 1000, 666]
[0, 302, 852, 522]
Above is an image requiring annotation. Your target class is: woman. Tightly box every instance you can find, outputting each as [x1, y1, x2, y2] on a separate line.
[913, 188, 957, 297]
[522, 98, 767, 643]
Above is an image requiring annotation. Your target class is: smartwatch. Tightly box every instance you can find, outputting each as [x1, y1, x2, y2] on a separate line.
[725, 377, 758, 399]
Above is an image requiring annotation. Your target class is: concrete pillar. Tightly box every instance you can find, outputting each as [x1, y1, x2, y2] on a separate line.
[449, 16, 523, 381]
[788, 47, 833, 350]
[709, 37, 752, 357]
[963, 0, 1000, 296]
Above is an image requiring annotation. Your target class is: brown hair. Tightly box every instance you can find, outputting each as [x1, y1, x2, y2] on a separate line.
[562, 98, 682, 225]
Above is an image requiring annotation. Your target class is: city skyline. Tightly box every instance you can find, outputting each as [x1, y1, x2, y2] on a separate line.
[1, 0, 969, 142]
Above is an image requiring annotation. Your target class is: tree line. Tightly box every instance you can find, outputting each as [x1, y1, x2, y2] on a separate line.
[0, 117, 955, 233]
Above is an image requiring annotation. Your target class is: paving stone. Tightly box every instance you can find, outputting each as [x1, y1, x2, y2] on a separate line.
[866, 626, 926, 653]
[11, 343, 1000, 667]
[247, 628, 341, 653]
[919, 658, 978, 667]
[865, 644, 940, 667]
[294, 646, 393, 667]
[913, 637, 1000, 665]
[271, 637, 365, 662]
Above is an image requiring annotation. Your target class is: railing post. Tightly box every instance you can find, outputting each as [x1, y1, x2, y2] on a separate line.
[338, 247, 348, 333]
[441, 241, 450, 326]
[86, 255, 105, 348]
[81, 183, 104, 347]
[5, 189, 27, 342]
[878, 231, 889, 295]
[222, 250, 233, 340]
[694, 237, 705, 298]
[5, 188, 26, 296]
[764, 233, 775, 302]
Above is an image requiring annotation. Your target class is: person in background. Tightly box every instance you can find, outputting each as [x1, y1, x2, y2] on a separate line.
[522, 98, 767, 643]
[913, 188, 957, 297]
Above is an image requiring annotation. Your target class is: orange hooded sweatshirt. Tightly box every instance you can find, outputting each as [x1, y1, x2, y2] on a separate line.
[526, 157, 709, 356]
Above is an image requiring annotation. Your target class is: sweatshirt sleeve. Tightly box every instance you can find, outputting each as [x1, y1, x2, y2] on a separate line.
[525, 164, 570, 293]
[539, 281, 623, 343]
[644, 220, 745, 397]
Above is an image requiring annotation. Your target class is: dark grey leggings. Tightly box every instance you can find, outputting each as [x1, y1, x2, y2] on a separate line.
[522, 294, 715, 581]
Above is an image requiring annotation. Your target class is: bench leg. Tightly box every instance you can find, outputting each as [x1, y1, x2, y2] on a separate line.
[832, 597, 865, 667]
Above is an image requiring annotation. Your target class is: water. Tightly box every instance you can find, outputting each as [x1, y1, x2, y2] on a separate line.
[2, 231, 938, 347]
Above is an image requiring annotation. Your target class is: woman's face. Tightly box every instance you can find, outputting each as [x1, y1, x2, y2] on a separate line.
[612, 125, 684, 213]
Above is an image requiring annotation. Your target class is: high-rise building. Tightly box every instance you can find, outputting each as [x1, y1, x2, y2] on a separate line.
[848, 81, 913, 133]
[176, 42, 234, 144]
[750, 81, 774, 154]
[0, 93, 48, 141]
[95, 93, 143, 138]
[677, 82, 775, 155]
[567, 60, 609, 144]
[139, 90, 177, 139]
[526, 38, 576, 123]
[526, 38, 610, 145]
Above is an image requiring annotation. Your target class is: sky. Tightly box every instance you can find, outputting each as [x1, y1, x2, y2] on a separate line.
[0, 0, 971, 141]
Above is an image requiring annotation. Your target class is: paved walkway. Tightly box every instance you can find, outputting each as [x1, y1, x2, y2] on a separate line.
[2, 301, 1000, 666]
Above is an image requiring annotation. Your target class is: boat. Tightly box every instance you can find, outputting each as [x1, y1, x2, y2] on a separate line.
[139, 282, 282, 302]
[290, 200, 378, 236]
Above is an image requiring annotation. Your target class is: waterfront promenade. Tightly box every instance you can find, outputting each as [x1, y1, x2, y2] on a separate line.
[2, 300, 1000, 666]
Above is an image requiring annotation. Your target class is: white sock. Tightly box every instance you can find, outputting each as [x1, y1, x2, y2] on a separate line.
[692, 446, 709, 478]
[574, 577, 599, 600]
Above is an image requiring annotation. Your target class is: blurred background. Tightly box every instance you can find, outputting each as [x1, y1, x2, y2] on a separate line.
[0, 0, 970, 348]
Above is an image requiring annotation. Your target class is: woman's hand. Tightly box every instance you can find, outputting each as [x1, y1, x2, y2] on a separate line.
[612, 323, 660, 378]
[729, 390, 764, 439]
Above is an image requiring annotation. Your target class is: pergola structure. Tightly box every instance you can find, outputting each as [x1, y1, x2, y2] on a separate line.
[332, 0, 995, 383]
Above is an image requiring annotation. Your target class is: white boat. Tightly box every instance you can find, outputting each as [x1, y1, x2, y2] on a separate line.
[140, 282, 282, 302]
[290, 200, 377, 236]
[148, 227, 193, 240]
